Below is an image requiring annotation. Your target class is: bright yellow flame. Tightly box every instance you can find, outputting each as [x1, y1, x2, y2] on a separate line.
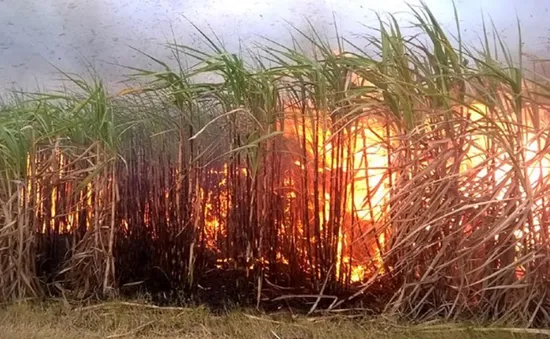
[86, 182, 93, 229]
[282, 100, 392, 280]
[351, 265, 365, 283]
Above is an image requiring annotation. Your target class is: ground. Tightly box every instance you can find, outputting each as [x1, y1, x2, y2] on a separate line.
[0, 300, 546, 339]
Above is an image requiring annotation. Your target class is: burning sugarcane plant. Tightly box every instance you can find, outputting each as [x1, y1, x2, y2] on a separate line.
[2, 2, 550, 327]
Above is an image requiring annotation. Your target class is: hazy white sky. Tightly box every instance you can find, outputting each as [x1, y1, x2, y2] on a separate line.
[1, 0, 548, 91]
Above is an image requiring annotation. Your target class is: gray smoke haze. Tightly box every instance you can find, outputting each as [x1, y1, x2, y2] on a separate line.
[1, 0, 549, 92]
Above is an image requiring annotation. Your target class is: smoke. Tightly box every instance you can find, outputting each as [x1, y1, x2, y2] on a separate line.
[0, 0, 548, 92]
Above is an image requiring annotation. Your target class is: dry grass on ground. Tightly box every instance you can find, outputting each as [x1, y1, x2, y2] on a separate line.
[0, 301, 547, 339]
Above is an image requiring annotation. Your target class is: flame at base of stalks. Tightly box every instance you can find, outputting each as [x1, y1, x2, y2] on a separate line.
[25, 88, 550, 287]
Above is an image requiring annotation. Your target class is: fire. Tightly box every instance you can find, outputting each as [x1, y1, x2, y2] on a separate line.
[461, 100, 550, 278]
[25, 68, 550, 290]
[187, 99, 392, 283]
[201, 164, 230, 250]
[351, 265, 366, 283]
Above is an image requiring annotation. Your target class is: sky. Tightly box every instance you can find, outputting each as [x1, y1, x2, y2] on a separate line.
[1, 0, 549, 92]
